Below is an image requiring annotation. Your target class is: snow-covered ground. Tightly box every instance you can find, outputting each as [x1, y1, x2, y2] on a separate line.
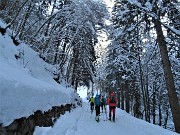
[0, 20, 79, 126]
[34, 99, 178, 135]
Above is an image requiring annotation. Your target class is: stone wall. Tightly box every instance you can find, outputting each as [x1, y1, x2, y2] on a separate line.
[0, 104, 74, 135]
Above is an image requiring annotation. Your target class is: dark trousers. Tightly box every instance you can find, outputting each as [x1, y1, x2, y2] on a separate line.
[95, 105, 100, 116]
[109, 106, 116, 120]
[90, 103, 94, 111]
[101, 104, 105, 111]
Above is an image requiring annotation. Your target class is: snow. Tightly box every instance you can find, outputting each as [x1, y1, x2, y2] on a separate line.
[161, 22, 180, 36]
[0, 20, 79, 126]
[0, 18, 178, 135]
[77, 86, 88, 99]
[34, 99, 178, 135]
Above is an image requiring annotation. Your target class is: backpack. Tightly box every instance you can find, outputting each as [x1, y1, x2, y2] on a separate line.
[95, 96, 100, 106]
[102, 97, 106, 104]
[109, 96, 116, 103]
[89, 97, 94, 103]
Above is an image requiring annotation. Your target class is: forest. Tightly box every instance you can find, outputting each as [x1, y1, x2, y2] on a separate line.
[0, 0, 179, 133]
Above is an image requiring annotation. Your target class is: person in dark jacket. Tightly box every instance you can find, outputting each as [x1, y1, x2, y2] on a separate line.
[100, 95, 106, 113]
[95, 94, 101, 122]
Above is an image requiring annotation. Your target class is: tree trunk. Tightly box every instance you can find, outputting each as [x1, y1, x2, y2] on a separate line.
[16, 2, 34, 39]
[5, 0, 29, 30]
[159, 103, 162, 126]
[44, 0, 57, 36]
[153, 19, 180, 133]
[145, 74, 150, 122]
[152, 83, 156, 124]
[164, 109, 169, 129]
[138, 50, 147, 121]
[117, 90, 120, 108]
[125, 81, 130, 113]
[117, 78, 121, 108]
[121, 83, 125, 110]
[133, 91, 141, 118]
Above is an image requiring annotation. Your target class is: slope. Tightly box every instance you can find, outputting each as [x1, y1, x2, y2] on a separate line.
[0, 20, 79, 126]
[34, 100, 178, 135]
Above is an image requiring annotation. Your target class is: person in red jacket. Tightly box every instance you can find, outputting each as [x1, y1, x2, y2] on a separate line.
[106, 92, 117, 122]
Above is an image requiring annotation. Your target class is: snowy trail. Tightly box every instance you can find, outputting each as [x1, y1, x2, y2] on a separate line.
[34, 100, 178, 135]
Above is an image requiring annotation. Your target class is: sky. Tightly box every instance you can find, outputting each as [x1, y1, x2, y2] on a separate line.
[103, 0, 114, 10]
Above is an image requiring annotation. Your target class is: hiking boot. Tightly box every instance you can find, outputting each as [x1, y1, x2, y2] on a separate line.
[113, 117, 115, 122]
[109, 117, 111, 121]
[96, 116, 100, 122]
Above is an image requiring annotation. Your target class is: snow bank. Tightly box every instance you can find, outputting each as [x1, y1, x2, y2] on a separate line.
[0, 20, 79, 126]
[34, 101, 178, 135]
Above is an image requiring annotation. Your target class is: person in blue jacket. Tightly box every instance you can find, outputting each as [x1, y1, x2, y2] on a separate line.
[95, 94, 101, 122]
[100, 95, 106, 113]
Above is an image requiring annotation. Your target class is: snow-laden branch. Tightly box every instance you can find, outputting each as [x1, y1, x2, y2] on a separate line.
[127, 0, 180, 37]
[161, 22, 180, 37]
[83, 58, 95, 79]
[5, 0, 29, 30]
[33, 10, 63, 37]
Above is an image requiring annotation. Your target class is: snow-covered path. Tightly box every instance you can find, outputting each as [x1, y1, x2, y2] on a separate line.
[34, 100, 178, 135]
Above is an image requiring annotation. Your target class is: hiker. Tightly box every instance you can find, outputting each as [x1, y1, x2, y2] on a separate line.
[89, 96, 95, 113]
[95, 94, 101, 122]
[106, 92, 117, 122]
[100, 95, 106, 113]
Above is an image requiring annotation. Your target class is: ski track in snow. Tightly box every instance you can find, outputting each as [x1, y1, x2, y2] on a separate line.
[34, 100, 178, 135]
